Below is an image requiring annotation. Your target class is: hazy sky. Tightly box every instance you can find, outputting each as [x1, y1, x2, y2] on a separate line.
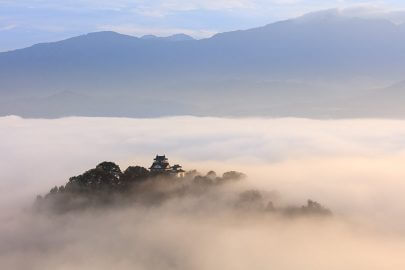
[1, 0, 405, 51]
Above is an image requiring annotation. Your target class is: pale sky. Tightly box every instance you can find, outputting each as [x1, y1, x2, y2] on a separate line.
[1, 0, 405, 51]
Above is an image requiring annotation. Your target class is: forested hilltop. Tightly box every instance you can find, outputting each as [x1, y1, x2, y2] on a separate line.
[35, 160, 331, 217]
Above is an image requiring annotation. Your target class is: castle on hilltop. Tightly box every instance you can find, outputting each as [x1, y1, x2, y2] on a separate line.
[149, 155, 185, 177]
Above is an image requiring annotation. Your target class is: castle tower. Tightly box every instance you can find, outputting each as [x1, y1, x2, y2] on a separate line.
[149, 155, 170, 172]
[149, 155, 185, 177]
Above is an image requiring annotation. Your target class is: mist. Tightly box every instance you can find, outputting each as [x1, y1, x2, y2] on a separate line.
[1, 116, 405, 269]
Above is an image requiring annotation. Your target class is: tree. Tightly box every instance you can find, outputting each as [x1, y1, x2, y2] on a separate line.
[122, 166, 149, 183]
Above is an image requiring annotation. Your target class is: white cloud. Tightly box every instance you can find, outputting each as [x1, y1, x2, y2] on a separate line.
[2, 116, 405, 222]
[98, 24, 217, 38]
[2, 116, 405, 269]
[0, 24, 17, 31]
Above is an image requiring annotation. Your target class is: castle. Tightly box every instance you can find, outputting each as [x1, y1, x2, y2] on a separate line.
[149, 155, 185, 177]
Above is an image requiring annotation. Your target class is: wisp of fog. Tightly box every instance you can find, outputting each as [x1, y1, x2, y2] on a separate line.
[1, 116, 405, 269]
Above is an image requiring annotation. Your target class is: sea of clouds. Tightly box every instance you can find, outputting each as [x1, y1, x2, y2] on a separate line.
[1, 116, 405, 269]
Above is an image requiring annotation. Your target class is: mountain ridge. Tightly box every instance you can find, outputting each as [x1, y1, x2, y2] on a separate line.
[2, 10, 405, 118]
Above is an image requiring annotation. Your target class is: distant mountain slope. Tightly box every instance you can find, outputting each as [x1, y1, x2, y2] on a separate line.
[2, 12, 405, 94]
[141, 33, 195, 41]
[1, 10, 405, 118]
[340, 80, 405, 117]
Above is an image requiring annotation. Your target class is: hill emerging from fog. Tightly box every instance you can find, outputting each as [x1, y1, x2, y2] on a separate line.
[35, 160, 331, 217]
[2, 9, 405, 118]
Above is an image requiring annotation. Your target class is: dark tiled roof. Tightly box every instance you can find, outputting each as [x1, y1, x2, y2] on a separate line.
[150, 156, 185, 174]
[154, 155, 168, 161]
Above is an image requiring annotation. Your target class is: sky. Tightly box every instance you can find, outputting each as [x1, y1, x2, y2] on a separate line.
[1, 0, 405, 51]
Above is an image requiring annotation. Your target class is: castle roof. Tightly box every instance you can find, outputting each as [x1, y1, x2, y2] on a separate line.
[149, 155, 185, 174]
[154, 155, 168, 161]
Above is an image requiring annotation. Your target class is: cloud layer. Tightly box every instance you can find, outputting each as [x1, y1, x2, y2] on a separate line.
[1, 116, 405, 269]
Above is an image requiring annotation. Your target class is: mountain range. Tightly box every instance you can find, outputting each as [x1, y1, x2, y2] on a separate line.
[1, 9, 405, 118]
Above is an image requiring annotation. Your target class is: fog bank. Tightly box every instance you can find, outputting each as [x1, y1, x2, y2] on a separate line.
[1, 116, 405, 269]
